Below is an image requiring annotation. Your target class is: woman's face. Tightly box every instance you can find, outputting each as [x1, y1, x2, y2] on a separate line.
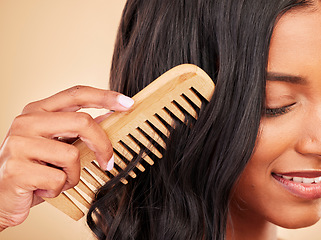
[231, 6, 321, 228]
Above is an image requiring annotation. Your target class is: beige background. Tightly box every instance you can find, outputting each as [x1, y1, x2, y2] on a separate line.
[0, 1, 320, 239]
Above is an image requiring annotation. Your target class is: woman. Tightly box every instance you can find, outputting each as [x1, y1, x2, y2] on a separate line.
[1, 0, 321, 239]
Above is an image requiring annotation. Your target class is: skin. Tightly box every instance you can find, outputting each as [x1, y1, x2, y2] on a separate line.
[0, 85, 133, 231]
[227, 4, 321, 240]
[2, 3, 321, 240]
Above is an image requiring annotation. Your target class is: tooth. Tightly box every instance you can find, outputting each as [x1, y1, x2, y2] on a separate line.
[293, 177, 303, 183]
[302, 178, 315, 184]
[283, 176, 293, 180]
[315, 177, 321, 183]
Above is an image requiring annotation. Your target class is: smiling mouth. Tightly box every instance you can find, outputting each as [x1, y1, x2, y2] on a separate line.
[272, 173, 321, 200]
[274, 173, 321, 184]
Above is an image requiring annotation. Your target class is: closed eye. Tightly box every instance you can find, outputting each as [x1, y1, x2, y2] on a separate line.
[264, 103, 296, 117]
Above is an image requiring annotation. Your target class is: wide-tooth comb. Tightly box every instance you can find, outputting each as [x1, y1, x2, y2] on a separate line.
[44, 64, 215, 220]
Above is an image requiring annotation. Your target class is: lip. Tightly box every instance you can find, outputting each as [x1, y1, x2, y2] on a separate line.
[276, 171, 321, 178]
[272, 173, 321, 200]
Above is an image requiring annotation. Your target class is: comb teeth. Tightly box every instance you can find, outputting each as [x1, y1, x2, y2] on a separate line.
[139, 121, 166, 149]
[44, 64, 215, 220]
[76, 178, 95, 200]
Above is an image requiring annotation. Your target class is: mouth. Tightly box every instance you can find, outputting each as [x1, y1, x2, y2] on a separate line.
[272, 172, 321, 200]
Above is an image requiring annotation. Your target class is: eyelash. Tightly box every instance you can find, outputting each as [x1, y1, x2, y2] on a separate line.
[264, 103, 296, 117]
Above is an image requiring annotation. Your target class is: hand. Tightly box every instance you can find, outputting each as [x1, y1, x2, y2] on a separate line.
[0, 85, 134, 231]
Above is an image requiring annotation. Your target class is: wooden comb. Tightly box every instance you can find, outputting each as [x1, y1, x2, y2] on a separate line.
[44, 64, 215, 220]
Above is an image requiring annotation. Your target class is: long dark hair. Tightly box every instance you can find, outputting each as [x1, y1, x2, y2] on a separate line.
[87, 0, 311, 239]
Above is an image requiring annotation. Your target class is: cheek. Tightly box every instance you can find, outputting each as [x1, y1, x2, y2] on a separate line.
[237, 120, 296, 190]
[232, 175, 321, 228]
[230, 121, 321, 228]
[255, 118, 298, 161]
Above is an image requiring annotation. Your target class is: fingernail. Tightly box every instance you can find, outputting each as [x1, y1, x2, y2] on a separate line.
[106, 155, 114, 171]
[117, 95, 134, 108]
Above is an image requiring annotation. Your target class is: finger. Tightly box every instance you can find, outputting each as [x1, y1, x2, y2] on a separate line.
[5, 157, 68, 198]
[11, 112, 113, 170]
[22, 85, 134, 114]
[4, 136, 81, 189]
[94, 111, 114, 124]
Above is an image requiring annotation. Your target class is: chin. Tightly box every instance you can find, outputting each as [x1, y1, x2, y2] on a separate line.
[270, 209, 321, 229]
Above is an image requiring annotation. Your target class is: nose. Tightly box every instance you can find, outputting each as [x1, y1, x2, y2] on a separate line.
[294, 108, 321, 157]
[295, 137, 321, 157]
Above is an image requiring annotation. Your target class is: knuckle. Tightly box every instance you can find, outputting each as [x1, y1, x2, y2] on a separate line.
[102, 90, 116, 102]
[10, 113, 36, 134]
[67, 85, 85, 97]
[50, 171, 67, 193]
[49, 189, 62, 198]
[10, 115, 26, 131]
[22, 101, 38, 114]
[68, 176, 80, 188]
[3, 136, 21, 157]
[76, 112, 94, 128]
[1, 137, 27, 180]
[56, 171, 68, 185]
[65, 145, 80, 162]
[1, 158, 19, 181]
[45, 189, 62, 198]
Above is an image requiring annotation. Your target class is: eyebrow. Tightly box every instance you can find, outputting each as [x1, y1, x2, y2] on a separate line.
[266, 72, 307, 85]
